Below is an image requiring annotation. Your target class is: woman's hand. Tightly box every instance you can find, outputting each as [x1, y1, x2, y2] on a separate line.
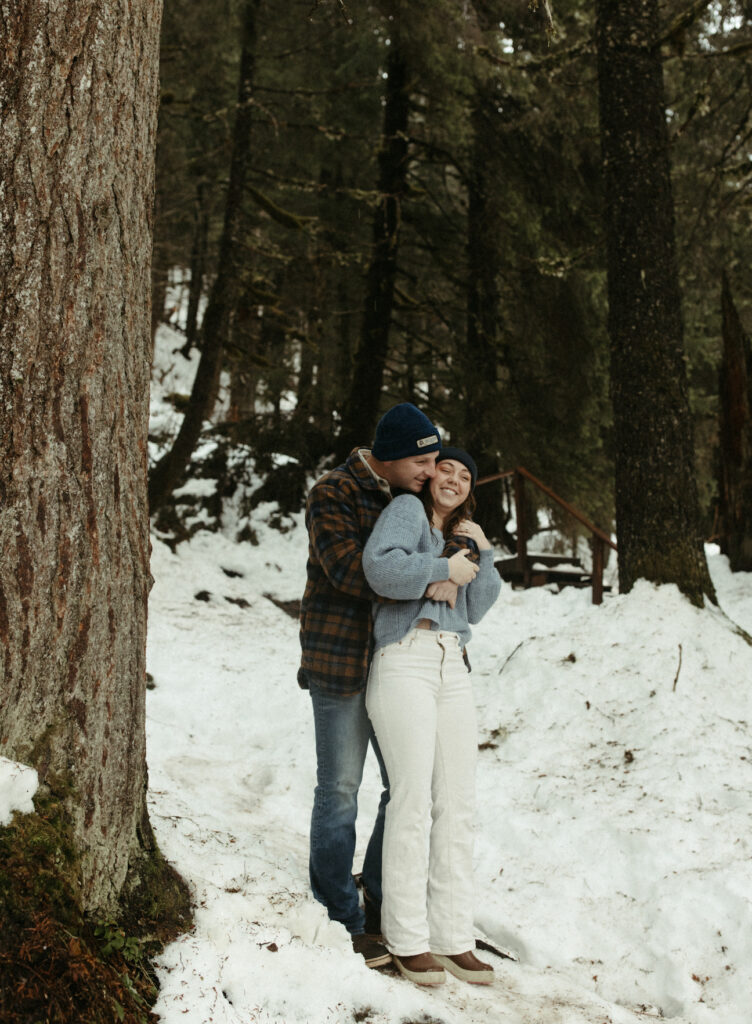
[447, 549, 480, 585]
[454, 519, 492, 550]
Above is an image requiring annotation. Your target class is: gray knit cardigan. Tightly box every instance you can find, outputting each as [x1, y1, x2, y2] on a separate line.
[362, 493, 501, 653]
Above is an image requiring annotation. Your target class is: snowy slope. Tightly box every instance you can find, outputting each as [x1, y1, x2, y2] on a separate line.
[3, 324, 749, 1024]
[144, 325, 749, 1024]
[143, 514, 751, 1024]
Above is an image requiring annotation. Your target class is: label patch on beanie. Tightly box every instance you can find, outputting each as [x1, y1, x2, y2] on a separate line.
[416, 434, 439, 448]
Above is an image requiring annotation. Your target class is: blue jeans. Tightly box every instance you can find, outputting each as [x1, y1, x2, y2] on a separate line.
[307, 673, 389, 935]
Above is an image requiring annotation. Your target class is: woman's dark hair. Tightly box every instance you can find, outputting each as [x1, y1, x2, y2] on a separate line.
[420, 488, 477, 540]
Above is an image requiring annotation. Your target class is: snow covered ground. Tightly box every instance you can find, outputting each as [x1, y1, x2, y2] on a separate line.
[142, 513, 751, 1024]
[2, 326, 750, 1023]
[142, 329, 751, 1023]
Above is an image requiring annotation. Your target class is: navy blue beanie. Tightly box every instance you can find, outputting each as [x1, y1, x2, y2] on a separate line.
[372, 403, 441, 461]
[437, 446, 478, 490]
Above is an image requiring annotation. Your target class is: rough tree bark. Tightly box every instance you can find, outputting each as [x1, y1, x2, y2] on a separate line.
[336, 43, 410, 457]
[0, 0, 177, 915]
[717, 271, 752, 570]
[182, 181, 210, 355]
[595, 0, 715, 605]
[152, 260, 170, 344]
[463, 76, 509, 536]
[148, 0, 260, 513]
[465, 83, 503, 461]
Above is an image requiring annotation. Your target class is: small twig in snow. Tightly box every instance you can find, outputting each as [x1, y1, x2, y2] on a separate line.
[498, 640, 524, 675]
[672, 643, 683, 692]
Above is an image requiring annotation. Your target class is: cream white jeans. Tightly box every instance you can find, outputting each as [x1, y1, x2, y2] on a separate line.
[366, 628, 477, 956]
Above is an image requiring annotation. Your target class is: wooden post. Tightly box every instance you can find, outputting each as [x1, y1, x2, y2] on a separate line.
[592, 535, 604, 605]
[515, 470, 529, 587]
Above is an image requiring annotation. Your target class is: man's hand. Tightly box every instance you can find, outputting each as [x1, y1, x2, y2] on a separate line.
[448, 549, 480, 585]
[425, 580, 459, 608]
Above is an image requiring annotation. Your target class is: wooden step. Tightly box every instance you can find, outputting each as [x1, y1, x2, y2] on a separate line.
[495, 555, 611, 593]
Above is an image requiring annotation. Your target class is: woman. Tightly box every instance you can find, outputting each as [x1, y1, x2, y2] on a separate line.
[362, 447, 501, 987]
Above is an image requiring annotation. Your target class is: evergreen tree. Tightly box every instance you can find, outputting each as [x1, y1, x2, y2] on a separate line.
[150, 0, 750, 551]
[717, 271, 752, 570]
[595, 0, 716, 604]
[0, 0, 189, 926]
[150, 0, 262, 512]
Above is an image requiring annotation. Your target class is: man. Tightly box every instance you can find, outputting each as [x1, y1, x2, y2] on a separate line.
[299, 403, 464, 968]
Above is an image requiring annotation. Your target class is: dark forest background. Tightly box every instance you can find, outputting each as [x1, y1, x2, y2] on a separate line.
[1, 4, 751, 1014]
[149, 0, 751, 557]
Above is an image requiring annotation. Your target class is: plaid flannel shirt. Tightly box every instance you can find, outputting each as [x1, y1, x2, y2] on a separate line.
[298, 449, 389, 696]
[298, 447, 479, 696]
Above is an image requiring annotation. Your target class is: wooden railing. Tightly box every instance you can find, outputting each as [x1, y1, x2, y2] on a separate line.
[476, 466, 617, 605]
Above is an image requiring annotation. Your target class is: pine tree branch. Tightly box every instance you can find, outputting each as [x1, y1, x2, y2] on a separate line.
[244, 183, 316, 231]
[657, 0, 714, 48]
[527, 0, 555, 38]
[307, 0, 352, 27]
[694, 40, 752, 59]
[407, 136, 468, 185]
[474, 39, 592, 74]
[250, 164, 381, 202]
[254, 81, 377, 97]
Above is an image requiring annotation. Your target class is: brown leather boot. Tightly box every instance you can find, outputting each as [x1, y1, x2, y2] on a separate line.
[392, 952, 446, 986]
[432, 950, 494, 984]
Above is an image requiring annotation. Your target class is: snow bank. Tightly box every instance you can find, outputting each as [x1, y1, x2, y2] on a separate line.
[471, 571, 752, 1023]
[0, 757, 38, 826]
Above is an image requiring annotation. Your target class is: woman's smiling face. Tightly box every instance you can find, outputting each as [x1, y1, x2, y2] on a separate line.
[429, 458, 472, 516]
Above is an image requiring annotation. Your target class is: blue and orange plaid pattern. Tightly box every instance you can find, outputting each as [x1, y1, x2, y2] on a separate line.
[298, 447, 478, 696]
[298, 449, 389, 696]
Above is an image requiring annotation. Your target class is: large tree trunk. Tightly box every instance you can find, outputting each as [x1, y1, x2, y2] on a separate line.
[463, 76, 509, 536]
[595, 0, 715, 605]
[717, 271, 752, 570]
[0, 0, 164, 914]
[182, 181, 210, 355]
[336, 44, 410, 457]
[149, 0, 260, 513]
[465, 83, 503, 459]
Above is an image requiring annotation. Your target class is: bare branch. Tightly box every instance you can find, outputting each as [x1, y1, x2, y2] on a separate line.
[245, 183, 316, 231]
[657, 0, 715, 48]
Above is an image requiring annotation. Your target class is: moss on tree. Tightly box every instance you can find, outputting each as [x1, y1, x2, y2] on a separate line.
[0, 783, 193, 1024]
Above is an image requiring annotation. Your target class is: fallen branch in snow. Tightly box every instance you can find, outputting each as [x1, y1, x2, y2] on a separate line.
[672, 643, 683, 692]
[498, 640, 525, 675]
